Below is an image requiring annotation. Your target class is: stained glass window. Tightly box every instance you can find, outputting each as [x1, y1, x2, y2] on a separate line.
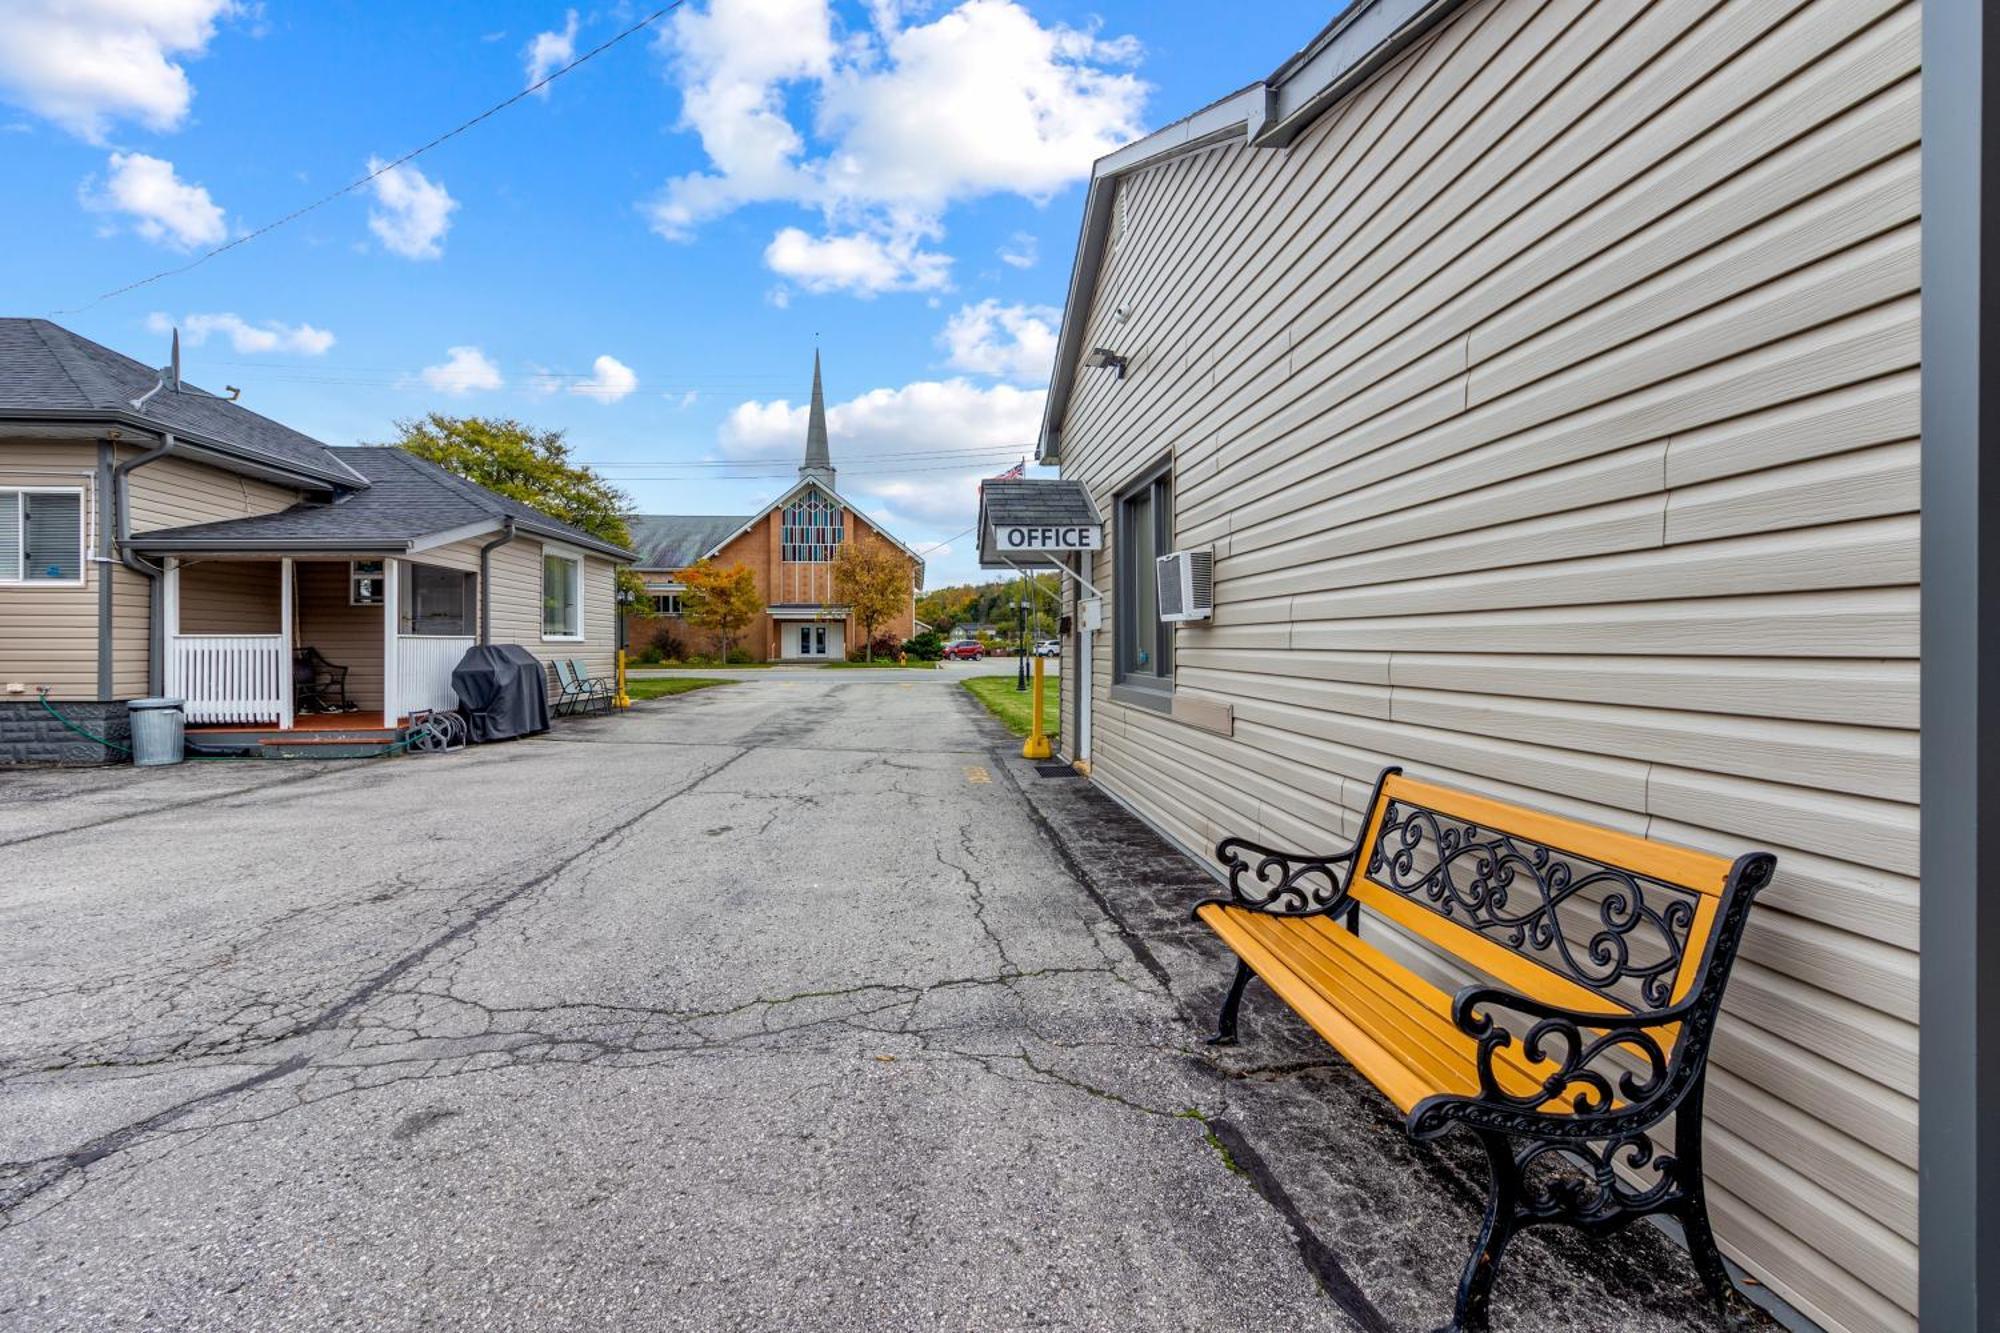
[781, 491, 844, 562]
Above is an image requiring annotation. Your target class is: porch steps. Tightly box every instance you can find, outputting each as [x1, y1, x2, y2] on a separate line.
[186, 723, 407, 760]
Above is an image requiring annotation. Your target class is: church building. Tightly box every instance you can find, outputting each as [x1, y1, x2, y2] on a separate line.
[625, 355, 924, 661]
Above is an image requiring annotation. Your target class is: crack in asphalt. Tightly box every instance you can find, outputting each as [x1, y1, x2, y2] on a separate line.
[3, 684, 1370, 1333]
[0, 745, 754, 1223]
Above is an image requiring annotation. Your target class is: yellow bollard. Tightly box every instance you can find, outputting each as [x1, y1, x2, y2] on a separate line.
[1022, 654, 1052, 760]
[615, 648, 632, 711]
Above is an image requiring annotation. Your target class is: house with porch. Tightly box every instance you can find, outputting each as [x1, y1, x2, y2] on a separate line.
[0, 318, 632, 761]
[625, 353, 924, 661]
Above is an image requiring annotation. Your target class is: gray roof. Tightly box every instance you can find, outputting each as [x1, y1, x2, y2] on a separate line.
[626, 514, 753, 571]
[977, 478, 1103, 568]
[0, 318, 365, 487]
[129, 446, 634, 559]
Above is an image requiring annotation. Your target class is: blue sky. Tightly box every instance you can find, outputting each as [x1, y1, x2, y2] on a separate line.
[0, 1, 1340, 585]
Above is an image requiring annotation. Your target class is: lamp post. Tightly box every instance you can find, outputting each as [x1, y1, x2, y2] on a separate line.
[614, 585, 634, 710]
[1015, 596, 1031, 691]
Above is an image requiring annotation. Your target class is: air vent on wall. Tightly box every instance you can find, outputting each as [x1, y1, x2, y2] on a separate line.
[1156, 550, 1214, 623]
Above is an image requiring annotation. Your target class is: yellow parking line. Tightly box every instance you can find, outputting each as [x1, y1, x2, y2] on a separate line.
[964, 766, 991, 784]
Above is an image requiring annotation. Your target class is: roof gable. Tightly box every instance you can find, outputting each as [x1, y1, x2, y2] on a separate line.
[0, 318, 365, 488]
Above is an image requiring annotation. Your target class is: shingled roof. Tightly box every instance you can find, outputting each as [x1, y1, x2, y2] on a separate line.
[626, 514, 753, 572]
[0, 318, 364, 488]
[128, 446, 634, 560]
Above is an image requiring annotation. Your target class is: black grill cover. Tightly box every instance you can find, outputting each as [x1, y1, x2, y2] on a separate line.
[451, 644, 551, 742]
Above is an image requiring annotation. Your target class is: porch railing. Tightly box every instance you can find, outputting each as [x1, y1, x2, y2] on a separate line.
[396, 634, 475, 718]
[166, 635, 286, 724]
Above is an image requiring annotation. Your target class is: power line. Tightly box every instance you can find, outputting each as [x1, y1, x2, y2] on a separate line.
[584, 446, 1029, 468]
[52, 2, 687, 315]
[598, 459, 1028, 480]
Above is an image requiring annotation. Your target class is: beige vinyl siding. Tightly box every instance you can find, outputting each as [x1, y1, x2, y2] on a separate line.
[1056, 1, 1918, 1330]
[177, 560, 282, 634]
[483, 538, 618, 682]
[0, 440, 102, 699]
[293, 560, 384, 711]
[113, 450, 303, 699]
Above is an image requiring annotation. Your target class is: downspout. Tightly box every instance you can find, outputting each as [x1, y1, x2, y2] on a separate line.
[111, 432, 176, 697]
[477, 518, 518, 644]
[95, 442, 114, 699]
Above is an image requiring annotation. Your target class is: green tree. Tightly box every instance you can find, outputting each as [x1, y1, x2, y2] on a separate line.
[833, 540, 911, 661]
[679, 559, 764, 660]
[377, 413, 650, 609]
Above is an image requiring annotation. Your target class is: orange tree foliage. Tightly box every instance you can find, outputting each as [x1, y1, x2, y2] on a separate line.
[678, 559, 764, 660]
[832, 540, 911, 660]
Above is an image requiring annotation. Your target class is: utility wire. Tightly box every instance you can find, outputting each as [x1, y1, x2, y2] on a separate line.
[52, 2, 686, 314]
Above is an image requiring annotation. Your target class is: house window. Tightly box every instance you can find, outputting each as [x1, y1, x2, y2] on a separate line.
[350, 559, 385, 605]
[542, 552, 582, 639]
[1114, 462, 1173, 694]
[781, 491, 844, 562]
[400, 563, 473, 636]
[0, 488, 84, 584]
[650, 592, 682, 617]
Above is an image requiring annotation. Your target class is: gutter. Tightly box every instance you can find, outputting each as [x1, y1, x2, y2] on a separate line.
[0, 407, 358, 492]
[477, 518, 518, 644]
[111, 432, 176, 697]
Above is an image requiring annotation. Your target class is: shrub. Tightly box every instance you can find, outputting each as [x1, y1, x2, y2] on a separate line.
[902, 630, 945, 661]
[725, 646, 757, 665]
[633, 643, 666, 666]
[644, 625, 687, 660]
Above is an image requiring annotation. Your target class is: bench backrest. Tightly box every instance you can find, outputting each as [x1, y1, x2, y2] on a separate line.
[1348, 772, 1761, 1027]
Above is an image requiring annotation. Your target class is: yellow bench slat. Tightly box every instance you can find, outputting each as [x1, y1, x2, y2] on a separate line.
[1199, 903, 1441, 1114]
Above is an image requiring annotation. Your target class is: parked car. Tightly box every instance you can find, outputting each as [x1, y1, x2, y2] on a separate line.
[944, 641, 986, 660]
[1034, 639, 1061, 657]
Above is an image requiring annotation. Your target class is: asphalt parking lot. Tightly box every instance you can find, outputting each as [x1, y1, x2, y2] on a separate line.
[0, 671, 1746, 1332]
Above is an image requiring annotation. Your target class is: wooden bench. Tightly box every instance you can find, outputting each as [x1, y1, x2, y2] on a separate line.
[1198, 767, 1775, 1333]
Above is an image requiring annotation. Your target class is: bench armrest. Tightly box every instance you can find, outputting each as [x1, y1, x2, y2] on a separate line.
[1197, 836, 1359, 918]
[1406, 985, 1691, 1142]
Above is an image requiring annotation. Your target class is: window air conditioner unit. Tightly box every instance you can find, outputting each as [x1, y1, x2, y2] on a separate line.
[1156, 550, 1214, 623]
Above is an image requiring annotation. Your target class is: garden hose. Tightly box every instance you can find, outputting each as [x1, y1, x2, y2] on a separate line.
[35, 691, 431, 762]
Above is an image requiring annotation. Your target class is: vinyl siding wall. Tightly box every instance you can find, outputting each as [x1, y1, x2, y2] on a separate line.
[116, 450, 302, 699]
[0, 439, 104, 699]
[482, 537, 618, 682]
[1055, 2, 1919, 1330]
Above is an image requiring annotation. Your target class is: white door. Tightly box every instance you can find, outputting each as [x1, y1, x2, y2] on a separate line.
[786, 623, 846, 659]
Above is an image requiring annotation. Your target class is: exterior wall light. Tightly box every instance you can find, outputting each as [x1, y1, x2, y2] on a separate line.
[1083, 347, 1128, 380]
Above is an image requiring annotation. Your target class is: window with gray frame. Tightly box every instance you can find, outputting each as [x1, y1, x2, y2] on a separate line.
[1114, 462, 1173, 695]
[0, 488, 84, 584]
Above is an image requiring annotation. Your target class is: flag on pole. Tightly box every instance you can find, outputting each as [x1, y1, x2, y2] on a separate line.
[979, 457, 1026, 498]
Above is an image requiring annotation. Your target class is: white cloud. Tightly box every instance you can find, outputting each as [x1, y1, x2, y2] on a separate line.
[721, 375, 1042, 525]
[998, 231, 1038, 269]
[648, 0, 1144, 291]
[571, 354, 638, 403]
[366, 157, 457, 259]
[524, 10, 579, 93]
[766, 224, 949, 296]
[939, 300, 1057, 382]
[0, 0, 237, 142]
[420, 346, 503, 396]
[147, 311, 334, 356]
[83, 152, 225, 250]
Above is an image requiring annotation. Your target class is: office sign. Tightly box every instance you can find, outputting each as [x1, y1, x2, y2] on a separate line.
[994, 524, 1102, 553]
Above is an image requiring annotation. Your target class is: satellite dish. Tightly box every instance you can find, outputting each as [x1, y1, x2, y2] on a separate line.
[170, 327, 181, 393]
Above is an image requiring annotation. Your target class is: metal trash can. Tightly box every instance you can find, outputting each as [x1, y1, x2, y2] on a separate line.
[128, 697, 186, 767]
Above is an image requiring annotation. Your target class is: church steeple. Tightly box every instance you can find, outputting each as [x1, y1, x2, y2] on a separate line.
[799, 350, 836, 488]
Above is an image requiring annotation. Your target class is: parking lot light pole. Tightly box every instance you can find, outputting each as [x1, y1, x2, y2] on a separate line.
[615, 586, 633, 710]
